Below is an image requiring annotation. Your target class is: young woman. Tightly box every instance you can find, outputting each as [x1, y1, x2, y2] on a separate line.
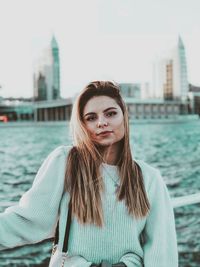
[0, 81, 178, 266]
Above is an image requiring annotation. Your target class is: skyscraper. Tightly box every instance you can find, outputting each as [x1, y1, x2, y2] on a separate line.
[177, 36, 189, 100]
[152, 36, 189, 101]
[33, 36, 60, 101]
[51, 36, 60, 100]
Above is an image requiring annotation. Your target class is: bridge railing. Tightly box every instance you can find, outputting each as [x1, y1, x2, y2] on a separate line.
[172, 192, 200, 208]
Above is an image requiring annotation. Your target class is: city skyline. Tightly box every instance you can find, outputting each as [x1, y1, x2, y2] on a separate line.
[0, 0, 200, 98]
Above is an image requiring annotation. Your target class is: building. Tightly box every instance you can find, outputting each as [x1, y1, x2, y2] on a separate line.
[51, 37, 60, 99]
[119, 82, 151, 100]
[152, 36, 189, 101]
[119, 83, 141, 99]
[126, 98, 181, 120]
[141, 82, 151, 99]
[188, 84, 200, 115]
[37, 73, 47, 101]
[0, 100, 34, 121]
[33, 36, 60, 101]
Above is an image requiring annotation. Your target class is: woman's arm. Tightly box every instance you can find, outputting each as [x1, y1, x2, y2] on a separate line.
[142, 170, 178, 267]
[0, 146, 67, 250]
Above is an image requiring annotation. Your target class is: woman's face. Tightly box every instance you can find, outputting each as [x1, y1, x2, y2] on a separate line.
[83, 96, 125, 147]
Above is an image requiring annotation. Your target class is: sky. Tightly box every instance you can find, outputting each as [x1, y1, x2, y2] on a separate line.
[0, 0, 200, 98]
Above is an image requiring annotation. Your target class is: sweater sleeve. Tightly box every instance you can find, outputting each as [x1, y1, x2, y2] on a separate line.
[119, 252, 143, 267]
[0, 146, 67, 250]
[142, 170, 178, 267]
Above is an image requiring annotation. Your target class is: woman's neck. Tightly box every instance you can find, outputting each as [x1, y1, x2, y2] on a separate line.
[100, 142, 122, 165]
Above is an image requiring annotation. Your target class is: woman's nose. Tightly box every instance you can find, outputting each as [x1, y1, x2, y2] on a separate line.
[97, 120, 108, 128]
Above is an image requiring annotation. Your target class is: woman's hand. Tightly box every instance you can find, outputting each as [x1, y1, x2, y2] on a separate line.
[65, 255, 93, 267]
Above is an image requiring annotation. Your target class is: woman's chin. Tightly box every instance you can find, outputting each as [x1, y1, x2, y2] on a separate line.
[95, 140, 117, 147]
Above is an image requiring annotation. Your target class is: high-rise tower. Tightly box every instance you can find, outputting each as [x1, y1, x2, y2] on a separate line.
[177, 36, 189, 100]
[51, 36, 60, 100]
[33, 35, 60, 101]
[152, 36, 189, 101]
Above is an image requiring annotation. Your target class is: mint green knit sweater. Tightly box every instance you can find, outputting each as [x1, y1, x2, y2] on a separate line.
[0, 146, 178, 266]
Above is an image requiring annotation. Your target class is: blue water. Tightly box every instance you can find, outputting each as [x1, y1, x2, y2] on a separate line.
[0, 121, 200, 266]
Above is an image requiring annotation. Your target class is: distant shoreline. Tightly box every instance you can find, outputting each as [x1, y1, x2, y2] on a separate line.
[0, 121, 69, 127]
[0, 115, 199, 127]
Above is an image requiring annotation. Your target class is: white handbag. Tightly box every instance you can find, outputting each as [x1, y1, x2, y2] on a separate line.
[49, 199, 72, 267]
[49, 246, 90, 267]
[49, 246, 67, 267]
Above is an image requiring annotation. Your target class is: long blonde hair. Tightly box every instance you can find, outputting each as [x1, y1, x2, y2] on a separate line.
[65, 81, 150, 227]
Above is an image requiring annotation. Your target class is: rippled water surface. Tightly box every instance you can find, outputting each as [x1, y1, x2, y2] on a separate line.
[0, 121, 200, 266]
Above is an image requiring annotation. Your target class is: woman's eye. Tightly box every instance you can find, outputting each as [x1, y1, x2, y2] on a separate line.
[106, 111, 117, 117]
[86, 116, 96, 121]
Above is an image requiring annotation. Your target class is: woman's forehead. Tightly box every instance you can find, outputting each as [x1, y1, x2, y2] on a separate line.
[83, 96, 119, 113]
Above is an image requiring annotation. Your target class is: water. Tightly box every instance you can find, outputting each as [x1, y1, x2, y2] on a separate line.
[0, 121, 200, 266]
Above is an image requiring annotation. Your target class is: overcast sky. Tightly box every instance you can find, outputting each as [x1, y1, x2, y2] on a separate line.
[0, 0, 200, 98]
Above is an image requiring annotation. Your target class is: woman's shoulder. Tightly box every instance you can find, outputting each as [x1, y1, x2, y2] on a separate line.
[134, 158, 159, 175]
[48, 145, 73, 158]
[134, 158, 163, 191]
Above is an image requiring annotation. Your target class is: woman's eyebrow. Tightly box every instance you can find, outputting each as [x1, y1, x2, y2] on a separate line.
[84, 107, 117, 117]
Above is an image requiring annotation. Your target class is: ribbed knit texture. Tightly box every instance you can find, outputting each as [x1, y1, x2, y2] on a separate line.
[0, 146, 178, 267]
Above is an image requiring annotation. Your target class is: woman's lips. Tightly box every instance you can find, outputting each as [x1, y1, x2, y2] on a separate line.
[97, 131, 113, 136]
